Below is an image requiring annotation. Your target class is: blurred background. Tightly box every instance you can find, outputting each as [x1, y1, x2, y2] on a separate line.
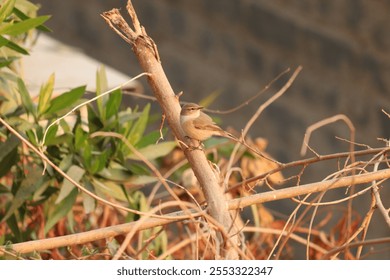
[32, 0, 389, 258]
[33, 0, 389, 161]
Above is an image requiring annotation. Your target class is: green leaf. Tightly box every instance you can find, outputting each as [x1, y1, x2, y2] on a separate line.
[17, 78, 36, 118]
[105, 88, 122, 120]
[45, 187, 78, 234]
[25, 129, 38, 146]
[98, 165, 132, 182]
[199, 90, 221, 108]
[74, 125, 88, 151]
[58, 154, 73, 172]
[0, 35, 28, 54]
[1, 166, 45, 223]
[0, 56, 16, 68]
[127, 103, 150, 145]
[96, 65, 108, 121]
[44, 132, 72, 147]
[12, 7, 51, 32]
[37, 73, 55, 116]
[127, 141, 177, 161]
[89, 149, 109, 174]
[45, 86, 86, 115]
[127, 175, 157, 186]
[56, 165, 85, 203]
[0, 134, 19, 177]
[81, 180, 95, 214]
[135, 129, 167, 149]
[0, 15, 51, 36]
[92, 179, 128, 202]
[6, 214, 22, 242]
[43, 124, 58, 146]
[0, 0, 15, 23]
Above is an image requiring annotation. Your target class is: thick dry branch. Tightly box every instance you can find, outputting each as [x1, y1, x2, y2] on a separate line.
[102, 0, 239, 258]
[229, 168, 390, 209]
[0, 208, 202, 256]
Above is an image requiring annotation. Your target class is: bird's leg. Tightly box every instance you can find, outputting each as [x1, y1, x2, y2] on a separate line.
[181, 136, 204, 151]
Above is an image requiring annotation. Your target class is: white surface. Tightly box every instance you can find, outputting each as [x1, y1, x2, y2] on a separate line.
[22, 34, 138, 95]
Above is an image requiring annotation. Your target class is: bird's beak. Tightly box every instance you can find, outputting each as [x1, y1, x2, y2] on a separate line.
[196, 105, 204, 110]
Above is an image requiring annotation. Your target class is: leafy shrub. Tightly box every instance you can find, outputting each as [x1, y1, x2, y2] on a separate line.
[0, 0, 174, 257]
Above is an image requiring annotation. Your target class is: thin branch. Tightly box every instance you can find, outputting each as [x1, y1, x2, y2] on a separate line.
[244, 226, 329, 256]
[228, 147, 389, 193]
[382, 109, 390, 119]
[300, 114, 355, 159]
[371, 150, 390, 228]
[204, 68, 291, 115]
[321, 237, 390, 260]
[226, 66, 302, 176]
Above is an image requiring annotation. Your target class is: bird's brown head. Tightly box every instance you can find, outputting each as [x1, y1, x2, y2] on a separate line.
[180, 103, 204, 116]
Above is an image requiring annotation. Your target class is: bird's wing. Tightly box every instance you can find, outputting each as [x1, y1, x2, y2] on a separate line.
[193, 112, 223, 133]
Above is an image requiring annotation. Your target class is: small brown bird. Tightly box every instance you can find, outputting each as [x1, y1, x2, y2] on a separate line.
[180, 103, 278, 164]
[180, 103, 235, 144]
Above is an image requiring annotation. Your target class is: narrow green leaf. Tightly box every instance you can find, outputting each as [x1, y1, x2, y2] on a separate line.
[56, 165, 85, 203]
[98, 166, 133, 182]
[58, 154, 73, 172]
[81, 180, 95, 214]
[6, 214, 22, 242]
[127, 175, 157, 186]
[128, 104, 150, 145]
[0, 15, 51, 36]
[43, 124, 58, 146]
[17, 78, 36, 117]
[44, 132, 72, 147]
[0, 57, 15, 68]
[135, 129, 167, 148]
[127, 141, 177, 161]
[12, 7, 51, 32]
[81, 144, 92, 171]
[45, 86, 86, 115]
[0, 35, 28, 54]
[199, 90, 221, 108]
[25, 129, 38, 146]
[37, 73, 55, 116]
[1, 166, 44, 223]
[74, 126, 88, 151]
[92, 179, 127, 202]
[45, 187, 78, 234]
[105, 88, 122, 120]
[96, 65, 108, 121]
[0, 134, 20, 177]
[89, 149, 109, 174]
[0, 0, 15, 23]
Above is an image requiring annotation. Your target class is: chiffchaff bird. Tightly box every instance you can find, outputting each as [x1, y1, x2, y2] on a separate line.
[180, 103, 236, 145]
[180, 103, 279, 164]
